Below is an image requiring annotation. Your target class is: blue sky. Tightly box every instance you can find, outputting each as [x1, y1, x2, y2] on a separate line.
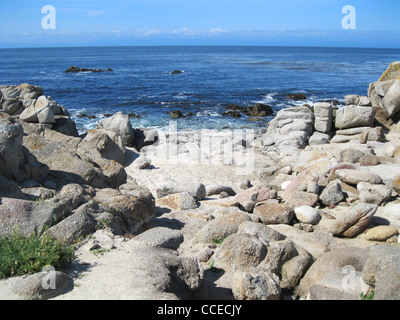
[0, 0, 399, 48]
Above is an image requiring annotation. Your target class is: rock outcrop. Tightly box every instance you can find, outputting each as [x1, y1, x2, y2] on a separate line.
[0, 84, 78, 136]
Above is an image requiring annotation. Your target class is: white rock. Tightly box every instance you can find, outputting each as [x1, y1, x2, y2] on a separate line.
[281, 181, 292, 191]
[385, 145, 397, 158]
[294, 206, 321, 225]
[383, 204, 400, 220]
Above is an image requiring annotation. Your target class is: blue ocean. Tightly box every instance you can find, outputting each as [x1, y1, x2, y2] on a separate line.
[1, 46, 400, 133]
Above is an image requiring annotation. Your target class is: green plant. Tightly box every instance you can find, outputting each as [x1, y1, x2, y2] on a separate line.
[360, 289, 375, 300]
[211, 238, 225, 245]
[89, 247, 109, 256]
[0, 231, 75, 279]
[95, 219, 111, 230]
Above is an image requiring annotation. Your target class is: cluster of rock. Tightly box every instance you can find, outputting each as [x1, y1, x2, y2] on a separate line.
[0, 84, 78, 136]
[260, 67, 399, 165]
[0, 85, 157, 255]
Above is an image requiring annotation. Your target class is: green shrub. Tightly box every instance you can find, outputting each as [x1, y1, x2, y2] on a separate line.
[0, 231, 75, 279]
[211, 238, 225, 245]
[360, 289, 375, 300]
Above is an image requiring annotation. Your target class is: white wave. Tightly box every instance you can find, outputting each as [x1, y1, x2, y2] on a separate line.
[173, 93, 188, 100]
[196, 110, 221, 117]
[252, 92, 278, 104]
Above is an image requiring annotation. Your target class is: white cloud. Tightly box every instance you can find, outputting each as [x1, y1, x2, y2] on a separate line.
[209, 28, 228, 35]
[171, 28, 196, 36]
[143, 29, 161, 37]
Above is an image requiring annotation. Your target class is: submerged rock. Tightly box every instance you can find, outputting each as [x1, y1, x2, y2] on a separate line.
[64, 66, 113, 73]
[287, 93, 307, 100]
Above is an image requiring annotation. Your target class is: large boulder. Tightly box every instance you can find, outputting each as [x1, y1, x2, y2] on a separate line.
[334, 169, 383, 185]
[297, 247, 369, 299]
[232, 268, 281, 300]
[93, 188, 155, 235]
[22, 132, 105, 188]
[43, 202, 98, 244]
[335, 105, 375, 129]
[254, 203, 295, 225]
[0, 114, 24, 181]
[368, 62, 400, 119]
[319, 203, 378, 238]
[156, 181, 206, 200]
[97, 112, 135, 146]
[50, 234, 205, 300]
[357, 182, 391, 205]
[313, 102, 333, 133]
[0, 186, 87, 237]
[22, 124, 127, 189]
[363, 244, 400, 300]
[0, 271, 72, 300]
[134, 227, 184, 250]
[213, 233, 268, 272]
[81, 129, 126, 165]
[192, 211, 252, 244]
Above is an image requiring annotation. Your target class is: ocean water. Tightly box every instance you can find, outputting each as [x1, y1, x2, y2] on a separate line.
[1, 46, 400, 133]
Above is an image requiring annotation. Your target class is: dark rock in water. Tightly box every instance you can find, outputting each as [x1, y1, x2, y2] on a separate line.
[246, 103, 273, 117]
[64, 66, 113, 73]
[222, 111, 242, 118]
[226, 104, 246, 112]
[171, 70, 184, 74]
[287, 93, 307, 101]
[186, 112, 193, 117]
[128, 112, 140, 118]
[104, 113, 113, 118]
[171, 110, 183, 119]
[106, 67, 113, 72]
[225, 103, 273, 118]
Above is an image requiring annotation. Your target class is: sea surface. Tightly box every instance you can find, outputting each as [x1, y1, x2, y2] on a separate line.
[1, 46, 400, 133]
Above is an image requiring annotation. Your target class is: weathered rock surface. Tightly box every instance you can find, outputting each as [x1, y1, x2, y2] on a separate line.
[254, 203, 295, 225]
[192, 211, 252, 244]
[297, 247, 369, 299]
[319, 203, 378, 238]
[97, 112, 135, 147]
[335, 105, 375, 130]
[334, 169, 383, 185]
[213, 233, 268, 272]
[232, 269, 280, 300]
[0, 114, 24, 181]
[0, 84, 78, 136]
[363, 245, 400, 300]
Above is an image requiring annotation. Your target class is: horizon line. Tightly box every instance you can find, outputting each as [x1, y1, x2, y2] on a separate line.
[1, 44, 400, 50]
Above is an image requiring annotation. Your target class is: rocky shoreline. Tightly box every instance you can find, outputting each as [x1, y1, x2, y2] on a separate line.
[1, 62, 400, 300]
